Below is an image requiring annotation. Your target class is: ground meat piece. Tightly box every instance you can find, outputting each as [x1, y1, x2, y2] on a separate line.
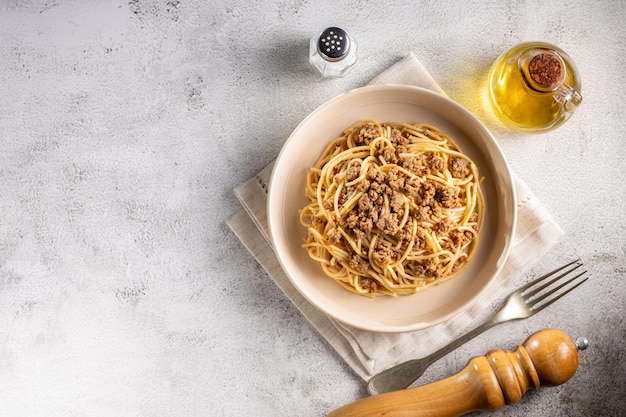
[429, 153, 445, 171]
[413, 258, 445, 278]
[441, 238, 454, 252]
[435, 218, 453, 235]
[368, 176, 386, 205]
[376, 213, 400, 235]
[432, 266, 445, 278]
[390, 193, 405, 213]
[323, 198, 334, 210]
[389, 127, 407, 145]
[372, 240, 395, 266]
[381, 146, 398, 164]
[327, 228, 342, 244]
[346, 212, 358, 229]
[414, 205, 431, 222]
[359, 217, 374, 234]
[356, 178, 370, 192]
[402, 155, 428, 176]
[331, 163, 343, 177]
[369, 179, 385, 195]
[449, 157, 471, 178]
[356, 124, 380, 145]
[349, 255, 369, 273]
[434, 185, 460, 208]
[396, 220, 412, 241]
[403, 177, 421, 196]
[420, 182, 437, 206]
[396, 220, 422, 247]
[345, 163, 361, 181]
[367, 167, 386, 183]
[358, 193, 371, 212]
[451, 230, 473, 247]
[411, 263, 426, 277]
[387, 168, 405, 190]
[360, 278, 379, 293]
[337, 186, 355, 205]
[367, 189, 377, 203]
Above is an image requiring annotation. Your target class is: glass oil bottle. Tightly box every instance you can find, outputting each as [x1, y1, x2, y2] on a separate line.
[488, 42, 582, 133]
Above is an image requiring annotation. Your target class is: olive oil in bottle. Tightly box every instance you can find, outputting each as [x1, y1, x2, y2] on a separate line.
[488, 42, 582, 133]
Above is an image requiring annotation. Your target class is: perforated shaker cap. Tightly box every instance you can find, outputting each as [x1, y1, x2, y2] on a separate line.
[317, 27, 351, 62]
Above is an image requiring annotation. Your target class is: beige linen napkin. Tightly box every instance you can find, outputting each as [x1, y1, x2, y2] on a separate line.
[226, 53, 564, 381]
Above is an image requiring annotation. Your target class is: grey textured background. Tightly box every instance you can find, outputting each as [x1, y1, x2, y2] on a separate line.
[1, 1, 624, 416]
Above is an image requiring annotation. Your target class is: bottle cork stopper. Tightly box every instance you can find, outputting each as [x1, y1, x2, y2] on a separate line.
[529, 53, 562, 87]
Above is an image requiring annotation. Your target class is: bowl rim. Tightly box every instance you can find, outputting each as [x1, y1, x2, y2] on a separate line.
[267, 84, 517, 333]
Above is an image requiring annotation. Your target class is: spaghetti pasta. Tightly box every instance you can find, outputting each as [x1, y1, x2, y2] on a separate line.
[299, 120, 484, 297]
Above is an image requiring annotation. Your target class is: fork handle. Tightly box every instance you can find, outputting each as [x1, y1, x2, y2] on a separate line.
[329, 329, 583, 417]
[367, 318, 498, 394]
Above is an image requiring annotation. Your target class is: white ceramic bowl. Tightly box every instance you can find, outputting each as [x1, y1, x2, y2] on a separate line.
[267, 85, 516, 333]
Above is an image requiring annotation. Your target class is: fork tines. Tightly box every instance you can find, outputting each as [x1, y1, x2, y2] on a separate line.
[521, 259, 588, 312]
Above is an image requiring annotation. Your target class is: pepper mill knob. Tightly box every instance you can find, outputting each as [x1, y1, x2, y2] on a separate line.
[522, 327, 581, 386]
[326, 328, 587, 417]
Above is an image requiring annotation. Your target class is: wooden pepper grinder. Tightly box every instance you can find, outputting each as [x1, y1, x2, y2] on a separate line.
[327, 328, 588, 417]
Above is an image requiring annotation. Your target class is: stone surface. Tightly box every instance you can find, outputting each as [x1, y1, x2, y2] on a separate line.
[0, 1, 624, 416]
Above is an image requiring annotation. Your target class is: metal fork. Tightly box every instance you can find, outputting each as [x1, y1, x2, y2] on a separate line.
[367, 259, 588, 395]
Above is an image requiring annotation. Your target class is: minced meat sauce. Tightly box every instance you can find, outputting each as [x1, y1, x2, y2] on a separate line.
[321, 123, 479, 288]
[304, 123, 479, 294]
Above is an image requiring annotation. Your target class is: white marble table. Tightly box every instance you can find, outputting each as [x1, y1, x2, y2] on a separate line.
[1, 1, 624, 416]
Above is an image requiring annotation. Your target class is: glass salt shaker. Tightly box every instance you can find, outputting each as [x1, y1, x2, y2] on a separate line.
[309, 27, 358, 78]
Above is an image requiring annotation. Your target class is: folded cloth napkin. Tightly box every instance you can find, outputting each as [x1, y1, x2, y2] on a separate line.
[226, 53, 564, 381]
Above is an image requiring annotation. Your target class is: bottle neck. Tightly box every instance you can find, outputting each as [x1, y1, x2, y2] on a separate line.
[518, 47, 582, 110]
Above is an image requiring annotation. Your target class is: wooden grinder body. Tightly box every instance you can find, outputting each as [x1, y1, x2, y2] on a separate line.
[327, 329, 580, 417]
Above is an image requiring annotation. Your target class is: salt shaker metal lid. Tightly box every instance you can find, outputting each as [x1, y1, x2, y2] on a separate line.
[317, 27, 351, 62]
[309, 26, 358, 78]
